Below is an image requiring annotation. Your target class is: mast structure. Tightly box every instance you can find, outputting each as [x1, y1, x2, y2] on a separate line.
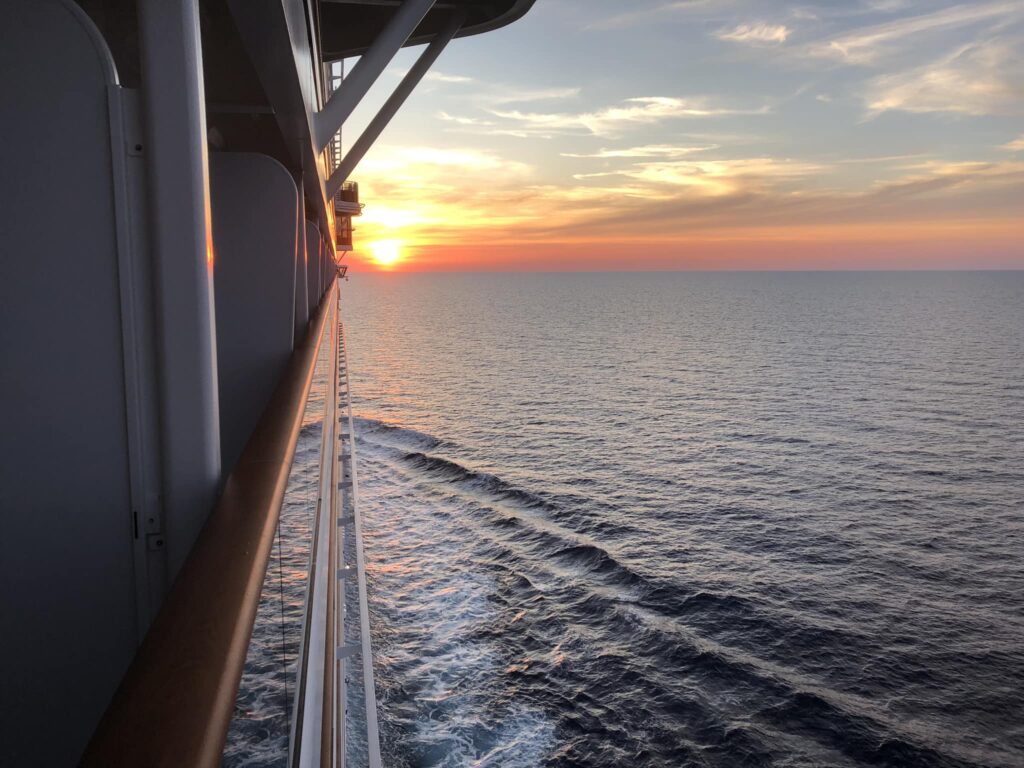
[0, 1, 535, 765]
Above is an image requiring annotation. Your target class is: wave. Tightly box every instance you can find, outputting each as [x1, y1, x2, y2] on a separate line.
[390, 449, 656, 596]
[759, 690, 974, 768]
[599, 600, 981, 768]
[352, 429, 656, 602]
[549, 543, 647, 589]
[401, 451, 556, 512]
[355, 418, 1010, 768]
[353, 416, 441, 451]
[724, 431, 812, 446]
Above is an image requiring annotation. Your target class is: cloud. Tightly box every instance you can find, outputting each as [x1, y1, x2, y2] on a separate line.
[360, 146, 532, 177]
[560, 144, 717, 159]
[588, 0, 729, 31]
[807, 1, 1021, 65]
[484, 86, 581, 105]
[490, 96, 769, 137]
[436, 112, 495, 127]
[1002, 135, 1024, 151]
[716, 23, 791, 44]
[354, 140, 1024, 262]
[434, 86, 581, 137]
[425, 71, 474, 84]
[834, 153, 930, 164]
[789, 7, 820, 22]
[864, 39, 1024, 116]
[394, 70, 575, 104]
[532, 158, 1024, 243]
[574, 157, 825, 195]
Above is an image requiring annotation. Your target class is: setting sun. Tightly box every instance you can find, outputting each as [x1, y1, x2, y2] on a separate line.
[368, 239, 404, 268]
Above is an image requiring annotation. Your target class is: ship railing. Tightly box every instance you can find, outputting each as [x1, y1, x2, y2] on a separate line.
[288, 291, 382, 768]
[85, 286, 331, 765]
[84, 283, 383, 768]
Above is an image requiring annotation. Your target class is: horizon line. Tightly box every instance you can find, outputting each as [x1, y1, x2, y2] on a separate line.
[344, 267, 1024, 275]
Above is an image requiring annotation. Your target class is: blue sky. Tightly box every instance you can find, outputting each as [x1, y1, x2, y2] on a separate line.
[344, 0, 1023, 270]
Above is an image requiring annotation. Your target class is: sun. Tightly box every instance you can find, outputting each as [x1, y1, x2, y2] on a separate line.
[368, 239, 403, 268]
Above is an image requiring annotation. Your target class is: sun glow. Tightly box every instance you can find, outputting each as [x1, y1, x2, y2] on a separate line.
[368, 239, 404, 268]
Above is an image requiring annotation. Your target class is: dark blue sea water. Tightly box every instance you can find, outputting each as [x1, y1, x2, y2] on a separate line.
[225, 272, 1024, 768]
[340, 272, 1024, 768]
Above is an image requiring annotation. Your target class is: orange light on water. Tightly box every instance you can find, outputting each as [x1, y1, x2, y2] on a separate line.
[368, 239, 404, 268]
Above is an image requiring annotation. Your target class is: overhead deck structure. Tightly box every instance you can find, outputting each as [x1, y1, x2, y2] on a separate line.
[0, 0, 535, 765]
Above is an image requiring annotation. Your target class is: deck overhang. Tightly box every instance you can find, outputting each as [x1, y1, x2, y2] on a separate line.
[319, 0, 536, 60]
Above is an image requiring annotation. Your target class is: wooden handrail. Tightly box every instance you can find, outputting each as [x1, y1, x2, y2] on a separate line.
[83, 282, 337, 768]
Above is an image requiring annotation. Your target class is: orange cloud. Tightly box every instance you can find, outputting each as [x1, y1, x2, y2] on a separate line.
[344, 143, 1024, 273]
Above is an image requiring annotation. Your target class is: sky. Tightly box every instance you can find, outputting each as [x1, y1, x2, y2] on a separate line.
[341, 0, 1024, 271]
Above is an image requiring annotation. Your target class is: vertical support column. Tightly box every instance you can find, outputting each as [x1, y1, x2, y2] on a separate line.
[139, 0, 221, 580]
[294, 179, 310, 342]
[306, 221, 322, 312]
[321, 237, 330, 299]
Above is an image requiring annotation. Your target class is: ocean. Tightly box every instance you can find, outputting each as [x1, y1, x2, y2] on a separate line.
[227, 271, 1024, 768]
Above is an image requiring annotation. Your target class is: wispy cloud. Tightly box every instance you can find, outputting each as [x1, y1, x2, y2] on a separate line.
[538, 158, 1024, 242]
[587, 0, 729, 31]
[354, 140, 1024, 265]
[484, 86, 581, 105]
[436, 112, 495, 127]
[394, 70, 575, 104]
[560, 144, 717, 159]
[360, 146, 532, 177]
[834, 153, 930, 164]
[425, 71, 474, 84]
[864, 39, 1023, 116]
[434, 86, 582, 137]
[1002, 134, 1024, 151]
[490, 96, 769, 137]
[574, 157, 825, 195]
[716, 23, 791, 45]
[807, 1, 1021, 65]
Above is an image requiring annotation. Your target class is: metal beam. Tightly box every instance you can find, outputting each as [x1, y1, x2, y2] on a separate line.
[326, 11, 464, 198]
[314, 0, 437, 152]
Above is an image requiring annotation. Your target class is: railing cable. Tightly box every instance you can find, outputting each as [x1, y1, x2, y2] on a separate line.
[277, 520, 290, 720]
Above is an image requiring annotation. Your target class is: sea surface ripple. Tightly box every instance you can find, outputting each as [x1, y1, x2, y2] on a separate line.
[231, 272, 1024, 767]
[344, 272, 1024, 768]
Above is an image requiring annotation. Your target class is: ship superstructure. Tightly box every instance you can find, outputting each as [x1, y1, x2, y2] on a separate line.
[0, 1, 535, 765]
